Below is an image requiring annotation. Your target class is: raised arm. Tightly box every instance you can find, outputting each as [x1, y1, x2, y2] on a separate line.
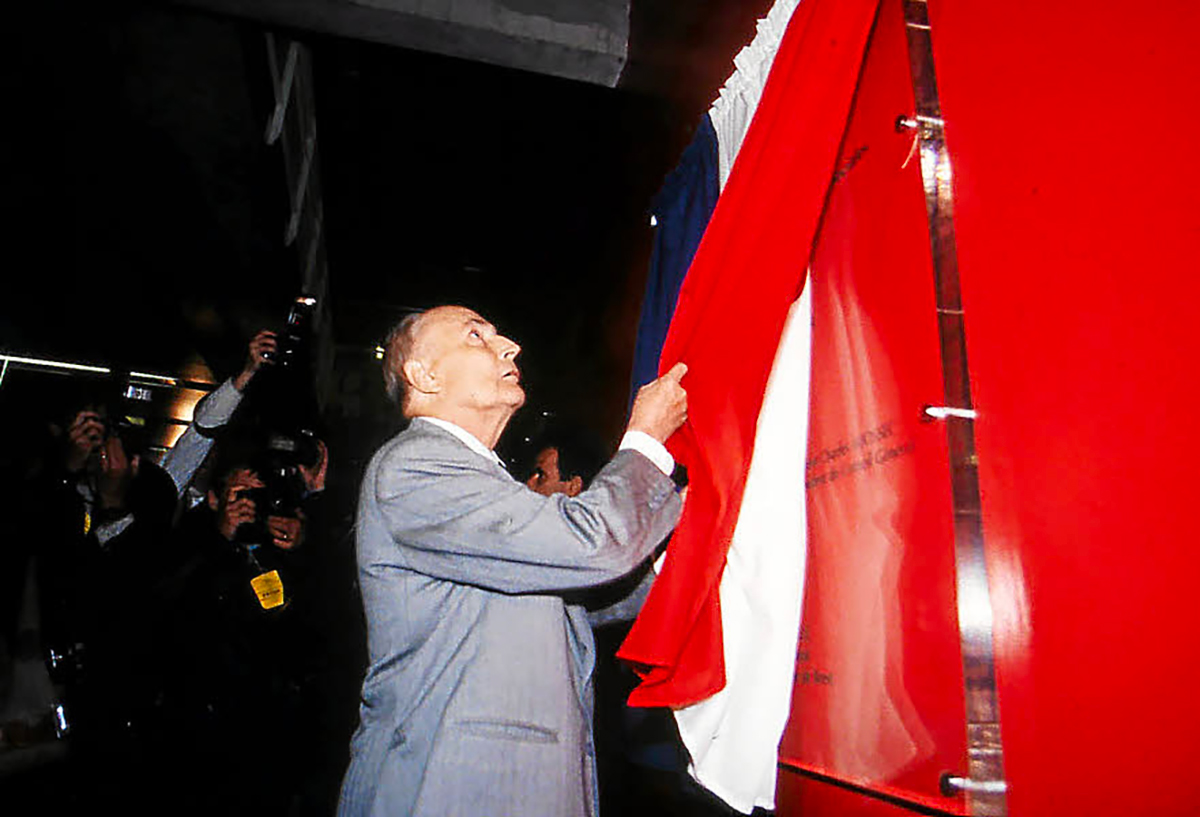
[371, 358, 689, 595]
[160, 329, 274, 497]
[374, 433, 680, 595]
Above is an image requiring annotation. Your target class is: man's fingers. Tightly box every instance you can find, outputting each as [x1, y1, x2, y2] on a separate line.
[229, 504, 256, 524]
[664, 361, 688, 382]
[70, 411, 101, 431]
[247, 330, 278, 367]
[104, 438, 127, 467]
[227, 498, 256, 516]
[229, 472, 265, 490]
[72, 419, 104, 440]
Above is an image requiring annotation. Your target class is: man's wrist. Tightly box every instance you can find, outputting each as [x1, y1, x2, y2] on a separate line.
[619, 431, 674, 476]
[233, 368, 254, 392]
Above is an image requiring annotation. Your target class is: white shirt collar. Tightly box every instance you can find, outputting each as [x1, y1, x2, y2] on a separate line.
[413, 416, 506, 468]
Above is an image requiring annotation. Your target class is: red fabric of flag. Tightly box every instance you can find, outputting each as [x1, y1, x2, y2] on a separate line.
[618, 0, 881, 708]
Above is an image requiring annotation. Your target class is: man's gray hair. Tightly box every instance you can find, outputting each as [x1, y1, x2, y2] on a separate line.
[382, 310, 427, 408]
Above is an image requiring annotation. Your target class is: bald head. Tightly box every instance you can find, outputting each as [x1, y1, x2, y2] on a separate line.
[382, 306, 524, 446]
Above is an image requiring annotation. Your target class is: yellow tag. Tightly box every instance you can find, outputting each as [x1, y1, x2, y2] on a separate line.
[82, 509, 92, 536]
[250, 570, 285, 610]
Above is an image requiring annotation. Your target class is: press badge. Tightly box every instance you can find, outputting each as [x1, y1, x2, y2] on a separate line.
[250, 570, 285, 610]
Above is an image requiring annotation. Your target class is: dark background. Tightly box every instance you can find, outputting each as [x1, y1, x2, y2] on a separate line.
[0, 2, 772, 811]
[1, 0, 771, 463]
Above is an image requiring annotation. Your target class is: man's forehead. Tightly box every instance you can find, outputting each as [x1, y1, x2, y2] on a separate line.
[422, 305, 493, 334]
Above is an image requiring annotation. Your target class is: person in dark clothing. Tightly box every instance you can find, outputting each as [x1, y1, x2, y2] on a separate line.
[163, 438, 355, 817]
[23, 332, 271, 736]
[14, 396, 205, 813]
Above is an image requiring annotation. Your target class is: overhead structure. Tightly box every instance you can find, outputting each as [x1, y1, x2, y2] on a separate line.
[170, 0, 630, 86]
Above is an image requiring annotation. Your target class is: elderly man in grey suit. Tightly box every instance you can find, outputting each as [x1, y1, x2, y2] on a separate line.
[339, 305, 688, 817]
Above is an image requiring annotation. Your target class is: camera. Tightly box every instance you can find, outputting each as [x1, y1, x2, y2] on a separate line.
[259, 429, 319, 513]
[261, 295, 317, 369]
[232, 295, 323, 545]
[230, 431, 319, 545]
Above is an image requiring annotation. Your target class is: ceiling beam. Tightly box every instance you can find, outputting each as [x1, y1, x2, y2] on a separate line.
[171, 0, 629, 86]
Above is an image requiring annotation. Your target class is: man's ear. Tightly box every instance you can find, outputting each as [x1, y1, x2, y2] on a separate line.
[207, 489, 219, 511]
[566, 475, 584, 497]
[402, 358, 439, 396]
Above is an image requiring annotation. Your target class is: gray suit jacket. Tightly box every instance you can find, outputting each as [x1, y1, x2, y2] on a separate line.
[338, 419, 681, 817]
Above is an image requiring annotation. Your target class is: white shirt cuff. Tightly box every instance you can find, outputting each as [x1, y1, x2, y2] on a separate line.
[619, 431, 674, 476]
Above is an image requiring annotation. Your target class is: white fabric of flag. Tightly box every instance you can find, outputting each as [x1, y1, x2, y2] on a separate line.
[709, 0, 802, 187]
[670, 1, 811, 811]
[673, 291, 812, 813]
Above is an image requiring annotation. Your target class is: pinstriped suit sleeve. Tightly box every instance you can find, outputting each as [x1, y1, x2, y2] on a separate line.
[373, 429, 681, 594]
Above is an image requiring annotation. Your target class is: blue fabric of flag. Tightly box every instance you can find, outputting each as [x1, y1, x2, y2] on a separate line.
[629, 115, 720, 398]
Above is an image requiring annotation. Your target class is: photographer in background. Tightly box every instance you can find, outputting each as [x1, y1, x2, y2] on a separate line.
[163, 434, 335, 817]
[160, 439, 328, 815]
[155, 296, 361, 816]
[6, 329, 275, 805]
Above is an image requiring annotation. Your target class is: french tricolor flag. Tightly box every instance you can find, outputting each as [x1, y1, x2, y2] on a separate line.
[618, 0, 880, 811]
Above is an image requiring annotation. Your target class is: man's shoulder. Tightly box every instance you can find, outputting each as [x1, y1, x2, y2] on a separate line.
[370, 420, 481, 476]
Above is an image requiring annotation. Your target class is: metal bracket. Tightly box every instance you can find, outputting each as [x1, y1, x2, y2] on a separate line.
[923, 404, 978, 420]
[896, 112, 945, 136]
[902, 0, 1008, 813]
[941, 773, 1009, 797]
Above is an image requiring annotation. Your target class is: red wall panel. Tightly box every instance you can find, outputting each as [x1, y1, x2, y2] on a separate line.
[930, 2, 1200, 815]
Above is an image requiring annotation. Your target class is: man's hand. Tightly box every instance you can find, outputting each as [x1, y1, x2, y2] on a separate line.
[217, 470, 264, 541]
[65, 410, 105, 473]
[268, 514, 304, 550]
[96, 436, 139, 510]
[233, 330, 277, 391]
[627, 362, 689, 444]
[298, 440, 328, 494]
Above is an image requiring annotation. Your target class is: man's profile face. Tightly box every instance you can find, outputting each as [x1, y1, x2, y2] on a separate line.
[415, 306, 525, 413]
[526, 447, 582, 497]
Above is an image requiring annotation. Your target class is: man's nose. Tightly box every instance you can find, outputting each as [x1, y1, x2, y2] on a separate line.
[497, 335, 520, 360]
